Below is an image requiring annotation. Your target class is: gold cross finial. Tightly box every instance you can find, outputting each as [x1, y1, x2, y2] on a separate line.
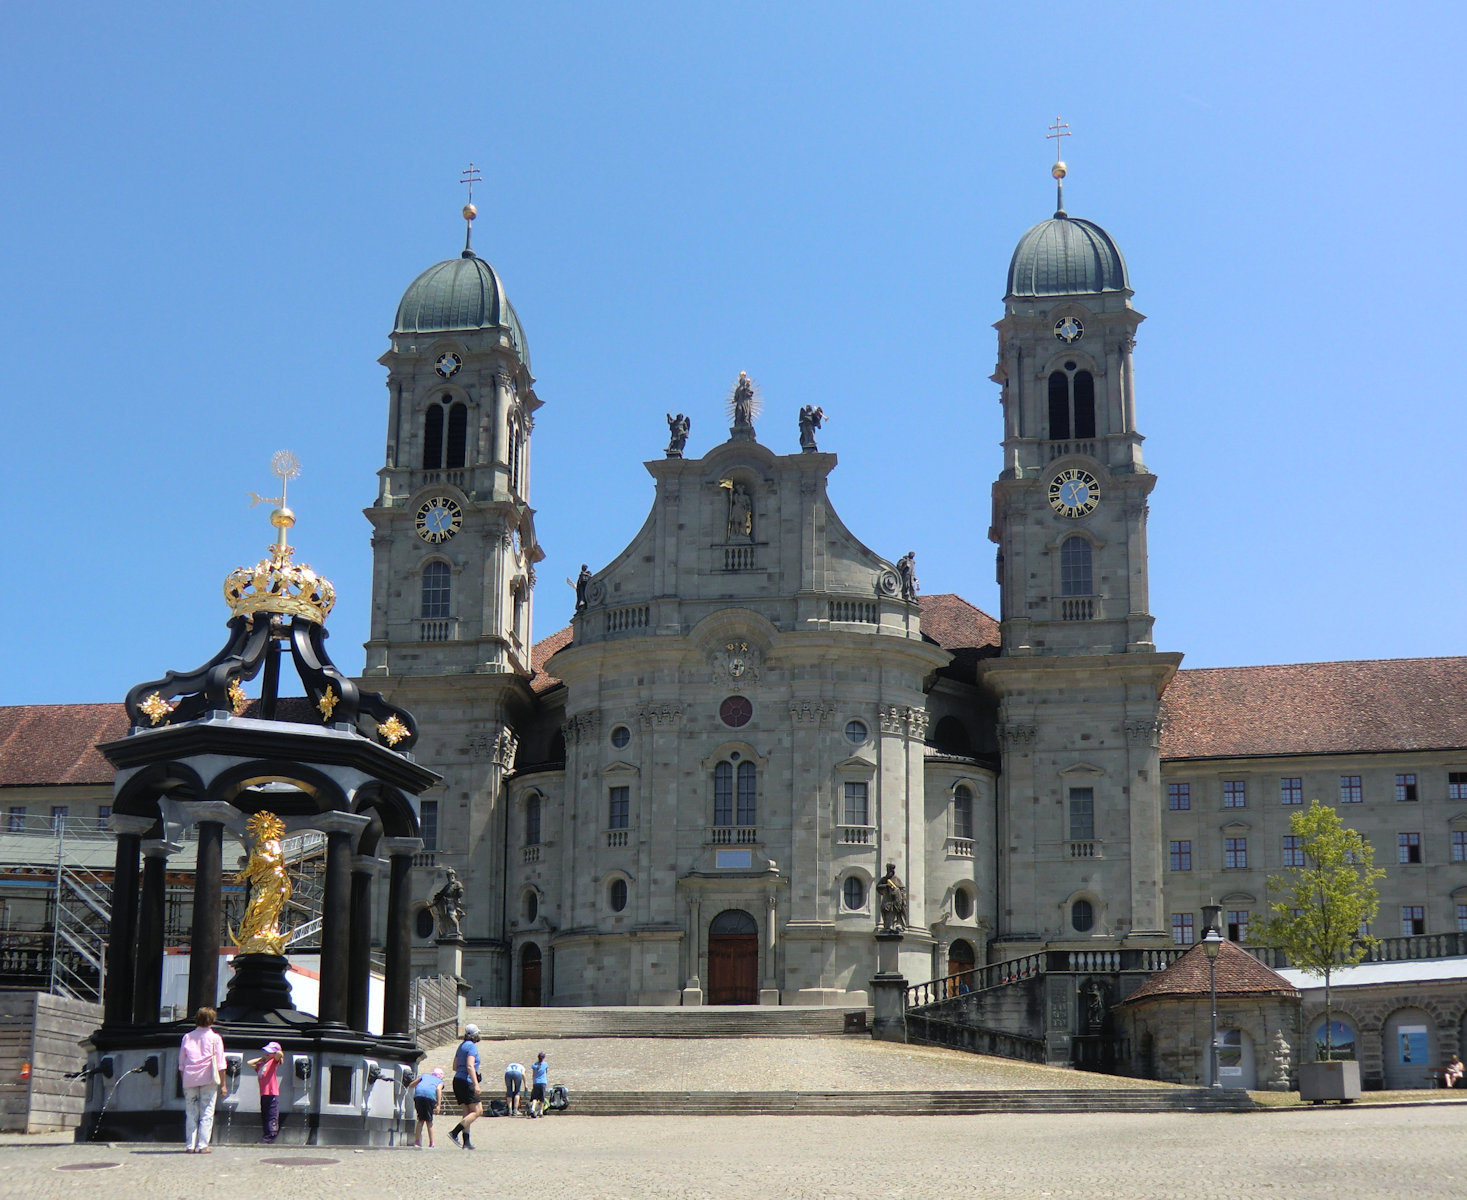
[460, 162, 482, 255]
[1046, 117, 1071, 215]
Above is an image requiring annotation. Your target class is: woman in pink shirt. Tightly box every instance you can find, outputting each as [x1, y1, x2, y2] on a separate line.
[178, 1006, 227, 1153]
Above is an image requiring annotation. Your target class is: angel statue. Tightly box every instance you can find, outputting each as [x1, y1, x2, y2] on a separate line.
[233, 810, 292, 955]
[798, 405, 824, 452]
[665, 412, 691, 457]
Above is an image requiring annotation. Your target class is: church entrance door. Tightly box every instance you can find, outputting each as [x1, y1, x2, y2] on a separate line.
[706, 909, 758, 1004]
[520, 943, 542, 1007]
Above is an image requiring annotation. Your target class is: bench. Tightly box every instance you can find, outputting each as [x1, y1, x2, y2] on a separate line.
[1424, 1067, 1462, 1088]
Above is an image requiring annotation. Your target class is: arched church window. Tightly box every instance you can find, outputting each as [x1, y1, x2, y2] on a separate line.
[842, 876, 865, 910]
[1060, 537, 1092, 596]
[509, 420, 523, 496]
[421, 561, 451, 619]
[423, 403, 444, 469]
[525, 794, 541, 846]
[933, 716, 971, 756]
[953, 785, 974, 840]
[1071, 899, 1095, 932]
[1047, 368, 1096, 440]
[422, 396, 467, 469]
[713, 759, 757, 827]
[445, 400, 467, 469]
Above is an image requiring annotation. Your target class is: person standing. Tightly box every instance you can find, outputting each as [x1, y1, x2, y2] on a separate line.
[413, 1067, 445, 1148]
[178, 1006, 227, 1153]
[246, 1041, 284, 1144]
[447, 1023, 482, 1149]
[504, 1059, 525, 1116]
[528, 1051, 549, 1118]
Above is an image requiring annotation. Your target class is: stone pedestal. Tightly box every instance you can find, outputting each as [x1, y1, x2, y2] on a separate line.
[218, 954, 295, 1022]
[869, 930, 907, 1043]
[436, 938, 469, 1029]
[681, 977, 704, 1006]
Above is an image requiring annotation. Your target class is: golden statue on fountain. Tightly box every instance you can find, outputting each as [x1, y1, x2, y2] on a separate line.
[233, 811, 292, 955]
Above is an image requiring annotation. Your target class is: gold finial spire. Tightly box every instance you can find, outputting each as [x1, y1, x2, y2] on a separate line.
[460, 161, 482, 257]
[1046, 116, 1071, 215]
[225, 451, 336, 624]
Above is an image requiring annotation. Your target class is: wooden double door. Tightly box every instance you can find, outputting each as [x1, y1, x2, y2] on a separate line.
[706, 909, 759, 1005]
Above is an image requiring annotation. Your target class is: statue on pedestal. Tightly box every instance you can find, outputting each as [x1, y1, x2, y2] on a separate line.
[797, 405, 824, 452]
[431, 867, 466, 941]
[232, 811, 291, 955]
[875, 862, 909, 933]
[665, 412, 690, 457]
[896, 551, 918, 601]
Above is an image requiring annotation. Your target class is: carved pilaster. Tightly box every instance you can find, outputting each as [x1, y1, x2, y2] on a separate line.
[1124, 719, 1163, 747]
[787, 700, 835, 724]
[493, 727, 520, 770]
[635, 703, 684, 730]
[998, 722, 1037, 747]
[879, 704, 905, 734]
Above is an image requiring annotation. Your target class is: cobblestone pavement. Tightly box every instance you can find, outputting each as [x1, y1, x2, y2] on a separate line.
[2, 1106, 1464, 1199]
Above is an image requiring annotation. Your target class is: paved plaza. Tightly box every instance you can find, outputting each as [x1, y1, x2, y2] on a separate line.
[2, 1105, 1464, 1199]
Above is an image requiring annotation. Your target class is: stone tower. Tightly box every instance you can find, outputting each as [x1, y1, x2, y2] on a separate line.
[362, 206, 544, 998]
[979, 159, 1181, 957]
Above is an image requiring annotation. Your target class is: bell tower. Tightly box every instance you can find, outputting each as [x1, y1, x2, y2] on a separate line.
[364, 175, 543, 679]
[978, 128, 1180, 957]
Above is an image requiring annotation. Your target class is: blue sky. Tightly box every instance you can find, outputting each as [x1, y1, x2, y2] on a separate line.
[3, 3, 1464, 704]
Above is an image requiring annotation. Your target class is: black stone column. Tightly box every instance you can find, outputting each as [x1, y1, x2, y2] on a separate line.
[381, 837, 421, 1035]
[102, 817, 152, 1026]
[316, 813, 369, 1027]
[347, 854, 381, 1032]
[132, 839, 175, 1024]
[183, 802, 236, 1017]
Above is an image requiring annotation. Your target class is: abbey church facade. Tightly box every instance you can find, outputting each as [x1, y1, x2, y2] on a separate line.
[4, 174, 1466, 1016]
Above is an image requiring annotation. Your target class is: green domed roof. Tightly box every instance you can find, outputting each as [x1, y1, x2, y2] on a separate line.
[394, 252, 529, 364]
[1007, 214, 1129, 298]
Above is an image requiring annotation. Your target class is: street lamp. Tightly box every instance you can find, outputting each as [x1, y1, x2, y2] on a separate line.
[1201, 926, 1224, 1089]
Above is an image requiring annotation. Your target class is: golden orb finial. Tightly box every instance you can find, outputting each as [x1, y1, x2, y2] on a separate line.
[1052, 161, 1067, 180]
[463, 202, 477, 221]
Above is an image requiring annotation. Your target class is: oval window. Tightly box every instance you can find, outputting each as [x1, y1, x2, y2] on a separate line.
[524, 891, 539, 923]
[611, 725, 630, 749]
[953, 887, 973, 920]
[842, 876, 865, 910]
[1071, 899, 1094, 933]
[415, 907, 436, 940]
[609, 878, 628, 912]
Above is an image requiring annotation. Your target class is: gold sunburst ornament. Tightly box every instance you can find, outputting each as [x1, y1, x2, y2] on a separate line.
[377, 715, 408, 746]
[228, 679, 249, 715]
[140, 692, 174, 725]
[318, 686, 339, 720]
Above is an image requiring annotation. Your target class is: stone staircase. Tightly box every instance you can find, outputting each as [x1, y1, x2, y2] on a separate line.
[452, 1088, 1252, 1117]
[458, 1005, 860, 1041]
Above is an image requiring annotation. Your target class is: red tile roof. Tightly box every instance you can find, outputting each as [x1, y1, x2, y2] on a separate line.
[530, 625, 573, 695]
[917, 593, 1001, 653]
[0, 704, 128, 788]
[1161, 657, 1467, 760]
[1119, 939, 1299, 1004]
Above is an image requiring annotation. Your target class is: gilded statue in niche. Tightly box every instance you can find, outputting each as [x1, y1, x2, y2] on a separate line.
[232, 810, 292, 955]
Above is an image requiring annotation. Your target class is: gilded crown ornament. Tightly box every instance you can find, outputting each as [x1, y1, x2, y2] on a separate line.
[223, 451, 338, 624]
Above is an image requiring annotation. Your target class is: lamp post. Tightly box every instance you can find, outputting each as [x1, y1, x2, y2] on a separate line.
[1201, 926, 1224, 1089]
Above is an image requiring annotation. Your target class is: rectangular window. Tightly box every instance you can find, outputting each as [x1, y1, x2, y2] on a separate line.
[1398, 832, 1421, 864]
[1224, 837, 1248, 869]
[1282, 835, 1305, 867]
[97, 804, 112, 830]
[1457, 904, 1467, 933]
[1171, 913, 1195, 945]
[1339, 775, 1363, 804]
[1395, 773, 1418, 802]
[1402, 905, 1426, 936]
[50, 806, 69, 833]
[843, 781, 869, 826]
[1227, 910, 1249, 942]
[1167, 782, 1190, 811]
[1280, 777, 1303, 806]
[952, 788, 973, 840]
[1068, 788, 1095, 842]
[1451, 772, 1467, 801]
[1223, 780, 1246, 808]
[608, 786, 629, 830]
[419, 800, 438, 852]
[1454, 830, 1467, 863]
[714, 762, 733, 827]
[1169, 840, 1192, 871]
[6, 807, 23, 833]
[736, 763, 757, 827]
[524, 798, 540, 847]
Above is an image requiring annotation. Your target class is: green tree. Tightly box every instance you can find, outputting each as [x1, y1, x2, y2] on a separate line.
[1250, 799, 1384, 1061]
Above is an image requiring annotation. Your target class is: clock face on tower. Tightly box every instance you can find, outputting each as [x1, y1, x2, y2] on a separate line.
[1048, 468, 1100, 518]
[415, 496, 463, 543]
[1053, 316, 1084, 344]
[434, 352, 462, 379]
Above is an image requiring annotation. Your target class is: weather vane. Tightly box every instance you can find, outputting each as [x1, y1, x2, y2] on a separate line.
[1047, 117, 1071, 214]
[461, 161, 482, 254]
[246, 450, 301, 510]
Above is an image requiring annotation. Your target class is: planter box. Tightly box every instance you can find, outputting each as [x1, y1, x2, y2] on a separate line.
[1299, 1059, 1361, 1102]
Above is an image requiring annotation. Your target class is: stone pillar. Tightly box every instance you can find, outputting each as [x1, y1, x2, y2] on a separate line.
[133, 837, 178, 1024]
[178, 802, 237, 1018]
[869, 929, 907, 1042]
[316, 812, 369, 1027]
[103, 816, 154, 1026]
[759, 891, 779, 1006]
[681, 894, 703, 1005]
[380, 837, 421, 1036]
[348, 854, 383, 1032]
